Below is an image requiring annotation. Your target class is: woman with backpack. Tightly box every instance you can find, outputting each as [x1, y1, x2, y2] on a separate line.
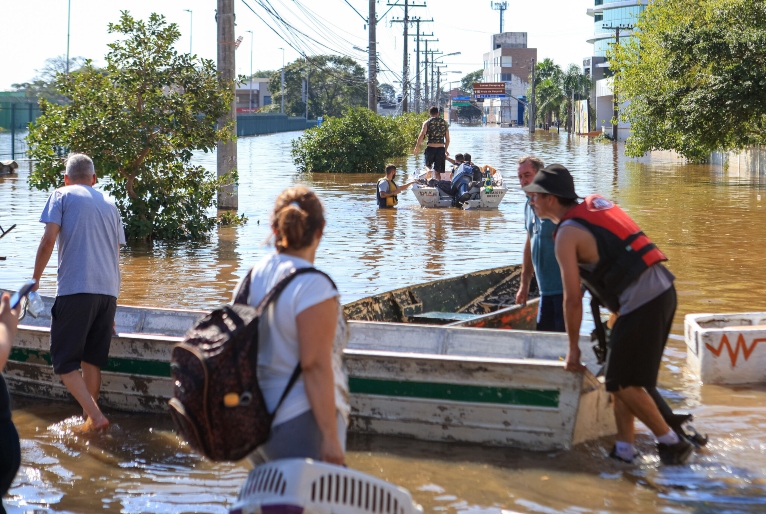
[234, 186, 349, 466]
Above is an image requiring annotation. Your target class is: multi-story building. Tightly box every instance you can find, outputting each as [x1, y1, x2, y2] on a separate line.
[235, 78, 272, 113]
[481, 33, 537, 126]
[585, 0, 648, 139]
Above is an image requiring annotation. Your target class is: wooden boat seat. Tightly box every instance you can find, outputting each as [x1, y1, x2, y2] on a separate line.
[409, 311, 486, 325]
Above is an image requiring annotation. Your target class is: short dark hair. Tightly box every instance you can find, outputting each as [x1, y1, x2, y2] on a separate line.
[463, 153, 472, 162]
[385, 164, 396, 174]
[429, 106, 439, 116]
[455, 153, 464, 162]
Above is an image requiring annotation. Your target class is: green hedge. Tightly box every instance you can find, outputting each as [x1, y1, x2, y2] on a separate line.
[291, 108, 428, 173]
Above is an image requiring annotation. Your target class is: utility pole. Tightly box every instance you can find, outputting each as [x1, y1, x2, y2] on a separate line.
[390, 0, 425, 113]
[602, 23, 633, 141]
[491, 1, 508, 34]
[417, 37, 437, 107]
[216, 0, 237, 210]
[427, 49, 443, 105]
[407, 18, 433, 113]
[529, 58, 536, 134]
[368, 0, 377, 112]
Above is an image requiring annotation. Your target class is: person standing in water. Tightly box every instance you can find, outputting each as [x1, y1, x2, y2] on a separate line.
[32, 153, 125, 431]
[525, 164, 693, 465]
[377, 164, 414, 209]
[414, 106, 450, 174]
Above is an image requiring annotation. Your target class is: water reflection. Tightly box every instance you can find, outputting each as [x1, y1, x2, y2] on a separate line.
[2, 128, 766, 513]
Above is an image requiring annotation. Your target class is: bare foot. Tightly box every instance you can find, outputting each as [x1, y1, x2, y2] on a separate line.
[73, 416, 110, 433]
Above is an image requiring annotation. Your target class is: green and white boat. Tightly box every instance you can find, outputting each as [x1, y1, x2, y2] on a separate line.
[4, 265, 616, 451]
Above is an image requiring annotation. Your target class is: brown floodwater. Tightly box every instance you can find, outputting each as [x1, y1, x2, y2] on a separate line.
[1, 127, 766, 513]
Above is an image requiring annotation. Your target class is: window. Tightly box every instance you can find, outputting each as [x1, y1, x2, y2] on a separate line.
[501, 56, 512, 67]
[594, 14, 603, 22]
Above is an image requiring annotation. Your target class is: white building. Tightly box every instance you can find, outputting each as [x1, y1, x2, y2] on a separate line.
[481, 33, 537, 126]
[585, 0, 649, 140]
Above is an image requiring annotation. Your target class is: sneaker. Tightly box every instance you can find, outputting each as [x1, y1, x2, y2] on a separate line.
[608, 445, 637, 464]
[657, 437, 693, 465]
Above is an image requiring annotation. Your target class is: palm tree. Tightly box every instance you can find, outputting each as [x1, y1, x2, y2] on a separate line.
[560, 64, 592, 133]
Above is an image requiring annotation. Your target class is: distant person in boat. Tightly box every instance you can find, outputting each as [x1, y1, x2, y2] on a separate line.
[377, 164, 414, 209]
[414, 106, 450, 174]
[0, 293, 21, 509]
[233, 186, 349, 466]
[31, 153, 126, 432]
[515, 156, 565, 332]
[525, 164, 693, 465]
[445, 153, 465, 177]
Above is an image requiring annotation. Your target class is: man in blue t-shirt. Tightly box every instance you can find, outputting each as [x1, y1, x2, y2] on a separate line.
[515, 156, 565, 332]
[32, 154, 126, 431]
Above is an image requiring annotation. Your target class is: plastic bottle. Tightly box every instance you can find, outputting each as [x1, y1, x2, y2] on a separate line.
[27, 291, 45, 318]
[483, 170, 493, 193]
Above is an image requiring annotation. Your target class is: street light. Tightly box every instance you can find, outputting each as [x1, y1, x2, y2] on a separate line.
[183, 9, 193, 55]
[66, 0, 71, 75]
[246, 30, 253, 113]
[278, 47, 285, 114]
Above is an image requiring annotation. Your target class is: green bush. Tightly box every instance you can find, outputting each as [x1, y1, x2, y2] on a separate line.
[291, 108, 428, 173]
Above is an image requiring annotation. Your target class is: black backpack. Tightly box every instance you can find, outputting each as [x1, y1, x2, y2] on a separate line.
[168, 266, 334, 461]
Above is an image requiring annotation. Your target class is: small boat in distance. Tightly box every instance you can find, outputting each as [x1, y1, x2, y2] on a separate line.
[409, 165, 508, 209]
[4, 265, 616, 450]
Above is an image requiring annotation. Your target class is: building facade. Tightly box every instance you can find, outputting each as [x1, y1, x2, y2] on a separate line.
[585, 0, 648, 139]
[235, 78, 272, 113]
[482, 33, 537, 126]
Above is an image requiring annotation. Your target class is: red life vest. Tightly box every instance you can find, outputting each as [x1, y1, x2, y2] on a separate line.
[556, 194, 667, 312]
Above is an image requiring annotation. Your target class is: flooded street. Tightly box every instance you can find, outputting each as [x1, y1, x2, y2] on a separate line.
[1, 126, 766, 513]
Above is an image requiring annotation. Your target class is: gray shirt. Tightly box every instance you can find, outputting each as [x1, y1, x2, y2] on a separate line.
[40, 185, 126, 298]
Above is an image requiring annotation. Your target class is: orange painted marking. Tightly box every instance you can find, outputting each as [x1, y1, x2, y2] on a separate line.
[705, 333, 766, 367]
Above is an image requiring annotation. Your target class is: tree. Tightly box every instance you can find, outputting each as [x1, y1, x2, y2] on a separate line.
[534, 58, 562, 86]
[267, 55, 367, 118]
[459, 69, 484, 95]
[610, 0, 766, 161]
[11, 56, 87, 103]
[379, 83, 396, 103]
[27, 12, 237, 241]
[560, 64, 592, 132]
[291, 109, 427, 173]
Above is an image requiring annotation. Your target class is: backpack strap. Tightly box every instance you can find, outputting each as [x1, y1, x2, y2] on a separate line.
[242, 266, 338, 417]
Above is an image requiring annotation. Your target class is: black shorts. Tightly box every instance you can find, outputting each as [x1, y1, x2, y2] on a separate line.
[604, 286, 676, 393]
[50, 293, 117, 375]
[424, 146, 446, 172]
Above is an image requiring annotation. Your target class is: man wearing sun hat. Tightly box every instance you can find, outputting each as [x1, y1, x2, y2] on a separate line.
[523, 163, 693, 466]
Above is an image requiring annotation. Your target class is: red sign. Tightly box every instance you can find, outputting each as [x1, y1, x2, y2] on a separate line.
[473, 82, 506, 95]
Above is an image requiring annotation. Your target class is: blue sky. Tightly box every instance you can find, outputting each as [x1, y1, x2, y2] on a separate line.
[0, 0, 594, 91]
